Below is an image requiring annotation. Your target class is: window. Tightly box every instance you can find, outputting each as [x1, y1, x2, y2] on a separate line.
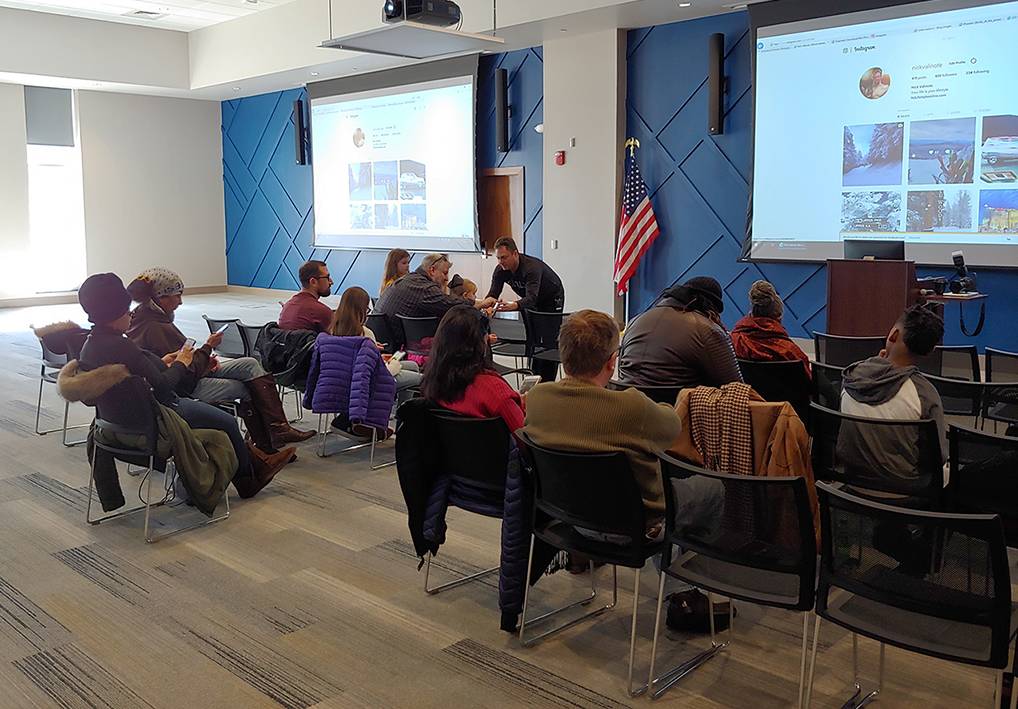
[24, 87, 86, 294]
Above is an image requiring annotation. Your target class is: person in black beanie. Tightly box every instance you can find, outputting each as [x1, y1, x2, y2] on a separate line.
[75, 273, 294, 498]
[617, 275, 743, 389]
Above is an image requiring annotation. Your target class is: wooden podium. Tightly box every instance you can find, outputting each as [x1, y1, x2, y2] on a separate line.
[826, 259, 917, 336]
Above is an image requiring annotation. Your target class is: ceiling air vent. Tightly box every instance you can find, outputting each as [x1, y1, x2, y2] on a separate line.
[122, 10, 167, 19]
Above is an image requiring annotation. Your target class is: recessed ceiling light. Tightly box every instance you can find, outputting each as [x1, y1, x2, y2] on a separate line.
[232, 86, 241, 91]
[678, 2, 692, 6]
[559, 28, 567, 32]
[310, 71, 320, 76]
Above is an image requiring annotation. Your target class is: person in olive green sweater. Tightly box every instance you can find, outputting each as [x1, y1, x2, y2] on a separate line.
[522, 309, 681, 530]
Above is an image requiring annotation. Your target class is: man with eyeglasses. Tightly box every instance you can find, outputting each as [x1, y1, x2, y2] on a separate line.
[279, 260, 335, 332]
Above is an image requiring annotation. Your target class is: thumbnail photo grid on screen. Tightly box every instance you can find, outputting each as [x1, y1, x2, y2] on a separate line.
[841, 114, 1018, 236]
[346, 159, 428, 232]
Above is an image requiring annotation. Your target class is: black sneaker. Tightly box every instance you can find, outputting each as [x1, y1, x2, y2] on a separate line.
[666, 589, 734, 633]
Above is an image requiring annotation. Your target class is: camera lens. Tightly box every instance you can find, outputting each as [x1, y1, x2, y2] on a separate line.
[383, 0, 402, 19]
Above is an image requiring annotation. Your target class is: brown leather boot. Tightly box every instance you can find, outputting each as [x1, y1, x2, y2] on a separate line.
[244, 374, 315, 448]
[232, 441, 296, 499]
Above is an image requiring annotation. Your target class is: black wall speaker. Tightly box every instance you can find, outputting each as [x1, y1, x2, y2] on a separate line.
[294, 99, 307, 165]
[495, 68, 509, 153]
[707, 32, 726, 135]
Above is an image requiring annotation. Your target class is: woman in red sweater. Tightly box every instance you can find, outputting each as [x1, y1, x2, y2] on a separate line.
[421, 306, 524, 434]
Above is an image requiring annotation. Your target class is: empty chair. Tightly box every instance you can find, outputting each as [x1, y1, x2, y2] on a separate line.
[490, 311, 528, 370]
[397, 315, 439, 356]
[985, 348, 1018, 427]
[738, 359, 812, 427]
[806, 482, 1017, 709]
[949, 424, 1018, 547]
[202, 315, 246, 359]
[917, 344, 980, 381]
[516, 430, 666, 697]
[809, 402, 944, 509]
[924, 373, 1018, 427]
[422, 412, 512, 594]
[237, 322, 267, 361]
[810, 361, 845, 410]
[649, 456, 817, 705]
[812, 332, 885, 368]
[608, 379, 684, 406]
[365, 313, 400, 354]
[34, 336, 88, 446]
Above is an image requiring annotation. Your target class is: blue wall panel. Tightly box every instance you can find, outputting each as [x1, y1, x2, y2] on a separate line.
[626, 12, 1013, 349]
[223, 49, 544, 295]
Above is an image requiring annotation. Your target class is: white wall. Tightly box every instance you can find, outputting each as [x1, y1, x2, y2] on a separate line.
[0, 83, 32, 297]
[542, 29, 626, 315]
[78, 91, 226, 288]
[0, 8, 188, 91]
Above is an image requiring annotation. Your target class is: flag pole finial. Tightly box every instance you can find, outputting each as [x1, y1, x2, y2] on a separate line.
[624, 137, 640, 158]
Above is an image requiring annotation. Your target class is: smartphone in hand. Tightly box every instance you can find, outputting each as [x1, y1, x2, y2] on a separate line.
[214, 323, 230, 335]
[519, 374, 541, 395]
[183, 338, 196, 349]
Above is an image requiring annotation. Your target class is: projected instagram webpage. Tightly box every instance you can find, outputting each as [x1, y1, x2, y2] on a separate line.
[753, 1, 1018, 255]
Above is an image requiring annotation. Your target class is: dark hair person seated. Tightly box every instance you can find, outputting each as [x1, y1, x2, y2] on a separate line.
[75, 273, 294, 499]
[421, 305, 524, 433]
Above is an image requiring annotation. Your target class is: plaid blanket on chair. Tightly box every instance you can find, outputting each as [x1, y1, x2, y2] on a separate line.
[687, 383, 755, 475]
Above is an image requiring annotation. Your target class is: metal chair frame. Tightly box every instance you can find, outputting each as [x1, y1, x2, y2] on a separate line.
[35, 342, 88, 446]
[315, 413, 393, 470]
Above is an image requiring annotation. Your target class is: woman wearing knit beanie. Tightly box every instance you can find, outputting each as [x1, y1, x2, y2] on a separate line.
[126, 267, 314, 453]
[74, 272, 292, 499]
[730, 280, 810, 377]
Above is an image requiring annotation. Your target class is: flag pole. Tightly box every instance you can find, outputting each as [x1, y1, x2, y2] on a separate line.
[620, 138, 640, 323]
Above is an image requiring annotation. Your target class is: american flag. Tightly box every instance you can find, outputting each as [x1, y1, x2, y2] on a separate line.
[613, 146, 660, 296]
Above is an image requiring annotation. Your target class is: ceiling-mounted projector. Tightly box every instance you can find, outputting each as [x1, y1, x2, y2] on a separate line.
[383, 0, 461, 28]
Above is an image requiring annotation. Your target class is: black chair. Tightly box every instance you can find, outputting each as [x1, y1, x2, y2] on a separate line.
[985, 348, 1018, 428]
[34, 336, 88, 446]
[422, 412, 512, 594]
[949, 424, 1018, 547]
[237, 322, 266, 361]
[88, 376, 230, 543]
[202, 315, 246, 359]
[918, 344, 980, 382]
[397, 315, 439, 356]
[490, 311, 528, 369]
[366, 313, 400, 355]
[608, 379, 684, 406]
[516, 430, 665, 697]
[806, 482, 1017, 708]
[262, 324, 316, 424]
[810, 361, 845, 410]
[812, 332, 885, 368]
[523, 309, 566, 370]
[738, 359, 812, 427]
[924, 373, 1018, 427]
[649, 456, 817, 704]
[809, 403, 944, 509]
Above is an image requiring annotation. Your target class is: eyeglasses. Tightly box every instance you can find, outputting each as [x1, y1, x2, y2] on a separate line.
[313, 274, 333, 282]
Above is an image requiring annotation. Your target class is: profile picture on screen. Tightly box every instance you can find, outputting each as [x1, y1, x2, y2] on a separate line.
[980, 115, 1018, 184]
[859, 67, 891, 100]
[978, 190, 1018, 233]
[843, 123, 904, 187]
[908, 117, 976, 185]
[841, 191, 902, 233]
[352, 127, 366, 148]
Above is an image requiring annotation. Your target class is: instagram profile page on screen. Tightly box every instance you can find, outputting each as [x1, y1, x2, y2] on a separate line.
[310, 75, 476, 253]
[751, 0, 1018, 265]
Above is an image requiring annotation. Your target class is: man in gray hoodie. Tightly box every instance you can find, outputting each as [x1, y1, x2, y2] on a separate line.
[838, 304, 947, 486]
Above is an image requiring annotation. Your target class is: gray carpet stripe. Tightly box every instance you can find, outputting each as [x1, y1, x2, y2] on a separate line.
[14, 643, 157, 709]
[0, 576, 71, 653]
[53, 545, 168, 607]
[442, 638, 632, 709]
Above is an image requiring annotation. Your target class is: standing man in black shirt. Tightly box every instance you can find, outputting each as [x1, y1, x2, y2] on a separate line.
[486, 237, 565, 313]
[486, 237, 565, 381]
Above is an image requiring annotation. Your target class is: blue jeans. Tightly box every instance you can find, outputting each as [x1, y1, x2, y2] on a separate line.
[171, 397, 250, 477]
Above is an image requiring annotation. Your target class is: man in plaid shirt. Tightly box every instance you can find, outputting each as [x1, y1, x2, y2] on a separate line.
[374, 253, 495, 345]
